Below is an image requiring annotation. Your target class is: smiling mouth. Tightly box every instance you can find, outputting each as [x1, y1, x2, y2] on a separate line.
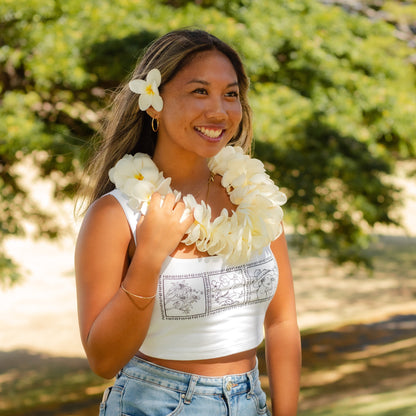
[195, 126, 224, 139]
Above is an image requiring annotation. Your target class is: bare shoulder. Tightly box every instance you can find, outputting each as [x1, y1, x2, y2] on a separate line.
[75, 194, 133, 291]
[86, 193, 125, 219]
[77, 193, 132, 249]
[270, 228, 293, 289]
[84, 193, 128, 225]
[270, 228, 289, 259]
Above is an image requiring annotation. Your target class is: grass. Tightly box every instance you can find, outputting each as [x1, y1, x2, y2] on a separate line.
[299, 385, 416, 416]
[0, 350, 110, 416]
[298, 323, 416, 415]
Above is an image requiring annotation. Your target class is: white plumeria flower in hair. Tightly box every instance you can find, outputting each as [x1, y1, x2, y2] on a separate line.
[129, 68, 163, 111]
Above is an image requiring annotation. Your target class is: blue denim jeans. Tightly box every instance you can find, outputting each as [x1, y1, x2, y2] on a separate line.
[99, 356, 271, 416]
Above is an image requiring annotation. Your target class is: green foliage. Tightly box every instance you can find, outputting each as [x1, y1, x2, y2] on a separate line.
[236, 0, 414, 264]
[1, 0, 416, 280]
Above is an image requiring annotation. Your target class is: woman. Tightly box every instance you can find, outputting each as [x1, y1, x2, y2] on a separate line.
[75, 29, 301, 416]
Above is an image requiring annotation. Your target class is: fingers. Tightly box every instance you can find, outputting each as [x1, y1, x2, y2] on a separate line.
[148, 193, 194, 225]
[167, 197, 194, 228]
[148, 192, 175, 210]
[148, 192, 162, 209]
[136, 193, 195, 258]
[162, 192, 177, 210]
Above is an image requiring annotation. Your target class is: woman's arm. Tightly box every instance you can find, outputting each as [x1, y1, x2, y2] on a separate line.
[75, 193, 193, 378]
[264, 229, 301, 416]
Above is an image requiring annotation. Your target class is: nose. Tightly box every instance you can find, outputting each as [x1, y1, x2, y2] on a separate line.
[205, 96, 228, 120]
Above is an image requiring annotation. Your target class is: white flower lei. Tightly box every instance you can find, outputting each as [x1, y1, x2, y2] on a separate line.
[109, 146, 287, 265]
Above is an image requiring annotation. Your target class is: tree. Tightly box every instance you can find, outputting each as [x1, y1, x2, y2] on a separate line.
[1, 0, 415, 284]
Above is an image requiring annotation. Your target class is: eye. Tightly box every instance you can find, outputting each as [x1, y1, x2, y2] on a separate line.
[225, 90, 239, 99]
[192, 88, 208, 95]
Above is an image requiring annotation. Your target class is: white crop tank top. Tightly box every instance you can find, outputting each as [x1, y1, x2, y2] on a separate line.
[108, 189, 279, 360]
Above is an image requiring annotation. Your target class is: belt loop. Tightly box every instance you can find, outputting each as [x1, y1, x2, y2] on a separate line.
[184, 375, 199, 405]
[247, 371, 255, 397]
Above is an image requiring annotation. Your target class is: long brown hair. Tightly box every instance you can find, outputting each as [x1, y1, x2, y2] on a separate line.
[79, 29, 253, 211]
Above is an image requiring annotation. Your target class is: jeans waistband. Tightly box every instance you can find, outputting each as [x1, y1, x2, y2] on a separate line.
[121, 356, 259, 400]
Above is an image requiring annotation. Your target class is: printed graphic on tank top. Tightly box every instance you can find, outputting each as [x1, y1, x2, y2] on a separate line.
[159, 254, 278, 320]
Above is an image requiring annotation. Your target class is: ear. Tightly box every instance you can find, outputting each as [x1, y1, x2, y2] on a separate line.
[146, 107, 160, 119]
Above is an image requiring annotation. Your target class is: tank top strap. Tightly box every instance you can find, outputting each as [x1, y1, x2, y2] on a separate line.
[107, 189, 141, 245]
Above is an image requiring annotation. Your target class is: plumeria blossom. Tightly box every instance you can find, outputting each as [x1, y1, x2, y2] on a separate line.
[109, 146, 287, 265]
[129, 68, 163, 112]
[109, 152, 171, 215]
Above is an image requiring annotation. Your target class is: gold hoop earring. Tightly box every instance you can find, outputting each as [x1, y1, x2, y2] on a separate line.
[151, 117, 159, 133]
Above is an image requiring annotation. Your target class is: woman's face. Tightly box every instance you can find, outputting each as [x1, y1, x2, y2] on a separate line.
[155, 50, 243, 160]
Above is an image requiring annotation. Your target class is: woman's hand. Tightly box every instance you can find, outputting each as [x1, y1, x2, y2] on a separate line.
[135, 192, 194, 263]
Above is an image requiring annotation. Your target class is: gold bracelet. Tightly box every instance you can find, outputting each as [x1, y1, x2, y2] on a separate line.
[120, 282, 157, 300]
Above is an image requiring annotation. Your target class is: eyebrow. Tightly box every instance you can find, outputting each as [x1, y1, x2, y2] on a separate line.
[186, 79, 239, 88]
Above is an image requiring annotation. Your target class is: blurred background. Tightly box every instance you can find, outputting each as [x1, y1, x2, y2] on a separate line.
[1, 0, 415, 415]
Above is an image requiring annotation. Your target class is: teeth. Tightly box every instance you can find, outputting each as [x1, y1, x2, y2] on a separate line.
[196, 127, 223, 138]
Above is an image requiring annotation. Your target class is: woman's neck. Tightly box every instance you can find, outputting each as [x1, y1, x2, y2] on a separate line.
[152, 149, 212, 196]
